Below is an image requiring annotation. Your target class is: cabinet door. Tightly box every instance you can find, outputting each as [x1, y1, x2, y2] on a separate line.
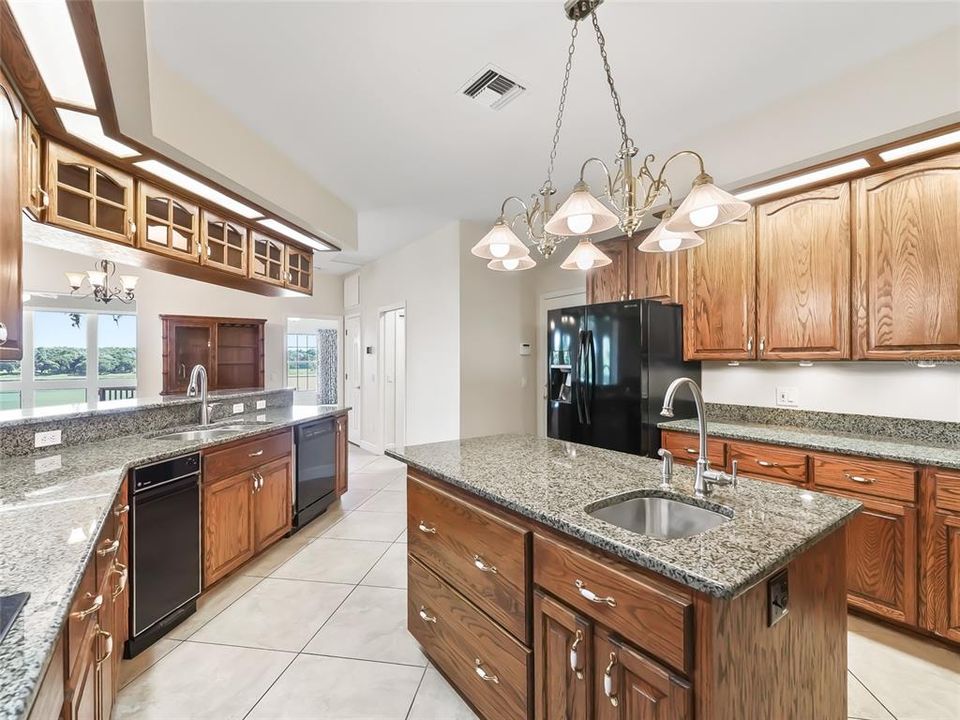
[162, 317, 214, 394]
[845, 495, 917, 625]
[202, 211, 248, 276]
[249, 232, 286, 285]
[757, 183, 851, 359]
[285, 244, 313, 294]
[594, 627, 692, 720]
[69, 645, 97, 720]
[853, 153, 960, 359]
[202, 472, 256, 587]
[533, 591, 592, 720]
[21, 111, 45, 220]
[46, 142, 135, 245]
[0, 72, 23, 361]
[683, 211, 756, 360]
[96, 579, 117, 720]
[137, 181, 201, 262]
[629, 234, 683, 304]
[335, 414, 349, 496]
[587, 238, 630, 304]
[920, 469, 960, 642]
[253, 457, 292, 551]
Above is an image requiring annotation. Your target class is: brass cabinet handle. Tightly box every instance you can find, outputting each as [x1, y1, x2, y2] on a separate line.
[40, 189, 50, 208]
[472, 554, 498, 574]
[114, 503, 130, 518]
[128, 219, 137, 237]
[845, 473, 876, 485]
[418, 606, 437, 624]
[417, 521, 437, 534]
[575, 579, 616, 607]
[73, 593, 103, 621]
[604, 652, 619, 707]
[474, 659, 500, 685]
[684, 447, 698, 454]
[251, 473, 258, 494]
[757, 460, 779, 468]
[97, 538, 120, 557]
[569, 629, 584, 679]
[747, 336, 753, 353]
[111, 562, 128, 600]
[96, 627, 114, 666]
[248, 449, 264, 457]
[759, 336, 766, 354]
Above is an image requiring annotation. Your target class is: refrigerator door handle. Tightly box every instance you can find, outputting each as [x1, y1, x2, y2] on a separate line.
[574, 331, 586, 424]
[584, 330, 595, 425]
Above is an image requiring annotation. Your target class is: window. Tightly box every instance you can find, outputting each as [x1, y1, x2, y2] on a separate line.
[287, 333, 318, 392]
[284, 318, 339, 405]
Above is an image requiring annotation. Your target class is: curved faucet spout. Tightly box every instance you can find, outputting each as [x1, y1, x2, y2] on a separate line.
[187, 364, 210, 425]
[661, 377, 711, 497]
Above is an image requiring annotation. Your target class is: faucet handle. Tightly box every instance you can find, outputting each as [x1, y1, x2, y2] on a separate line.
[657, 448, 674, 489]
[730, 459, 738, 488]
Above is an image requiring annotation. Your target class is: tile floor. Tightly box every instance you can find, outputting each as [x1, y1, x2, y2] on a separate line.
[116, 445, 960, 720]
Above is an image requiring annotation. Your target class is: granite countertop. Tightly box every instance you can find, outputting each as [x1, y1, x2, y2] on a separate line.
[388, 434, 860, 600]
[658, 418, 960, 470]
[0, 404, 348, 720]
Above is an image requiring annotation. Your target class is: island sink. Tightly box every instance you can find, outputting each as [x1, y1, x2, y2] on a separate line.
[588, 493, 732, 539]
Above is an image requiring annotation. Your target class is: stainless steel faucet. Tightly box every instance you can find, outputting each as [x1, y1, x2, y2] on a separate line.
[661, 377, 737, 498]
[187, 364, 211, 425]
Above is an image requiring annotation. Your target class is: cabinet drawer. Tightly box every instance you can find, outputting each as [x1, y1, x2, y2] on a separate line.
[933, 470, 960, 513]
[533, 533, 692, 674]
[407, 473, 530, 641]
[661, 430, 726, 467]
[66, 561, 99, 681]
[727, 440, 808, 485]
[812, 454, 917, 503]
[409, 556, 530, 720]
[203, 430, 291, 482]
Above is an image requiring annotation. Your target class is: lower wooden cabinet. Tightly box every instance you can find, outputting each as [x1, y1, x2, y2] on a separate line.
[252, 456, 293, 550]
[920, 469, 960, 642]
[533, 592, 592, 720]
[335, 414, 349, 496]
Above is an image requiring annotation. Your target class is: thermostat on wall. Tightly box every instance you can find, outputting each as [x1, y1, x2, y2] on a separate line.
[520, 343, 532, 356]
[366, 346, 375, 354]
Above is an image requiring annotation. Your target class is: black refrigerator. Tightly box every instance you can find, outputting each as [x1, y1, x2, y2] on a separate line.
[547, 299, 700, 458]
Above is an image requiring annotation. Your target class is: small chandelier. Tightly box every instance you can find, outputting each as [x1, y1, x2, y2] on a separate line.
[65, 260, 138, 304]
[474, 0, 750, 272]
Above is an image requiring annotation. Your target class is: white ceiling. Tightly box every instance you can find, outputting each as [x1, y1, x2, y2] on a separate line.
[123, 1, 959, 269]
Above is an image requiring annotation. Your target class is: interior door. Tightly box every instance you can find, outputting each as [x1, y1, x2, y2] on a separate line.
[344, 315, 362, 440]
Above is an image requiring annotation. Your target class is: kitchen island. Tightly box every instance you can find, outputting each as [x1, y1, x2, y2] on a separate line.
[389, 434, 861, 720]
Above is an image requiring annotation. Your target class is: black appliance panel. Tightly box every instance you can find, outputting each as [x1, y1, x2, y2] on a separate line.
[547, 306, 585, 444]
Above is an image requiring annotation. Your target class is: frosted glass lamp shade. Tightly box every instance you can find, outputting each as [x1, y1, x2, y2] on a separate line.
[544, 181, 620, 237]
[665, 175, 750, 232]
[120, 275, 139, 291]
[637, 210, 704, 253]
[86, 270, 107, 288]
[471, 220, 530, 261]
[560, 239, 612, 271]
[65, 271, 86, 290]
[488, 256, 537, 271]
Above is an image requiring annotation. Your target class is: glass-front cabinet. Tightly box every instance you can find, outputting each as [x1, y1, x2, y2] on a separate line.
[249, 231, 285, 285]
[45, 142, 135, 245]
[285, 244, 313, 294]
[21, 113, 44, 220]
[201, 210, 248, 275]
[136, 181, 201, 261]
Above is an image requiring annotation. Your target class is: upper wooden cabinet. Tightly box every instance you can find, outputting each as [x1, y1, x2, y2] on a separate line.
[756, 182, 851, 359]
[250, 231, 286, 285]
[201, 210, 248, 276]
[285, 244, 313, 294]
[0, 70, 23, 362]
[136, 181, 201, 262]
[46, 142, 135, 245]
[21, 111, 44, 220]
[160, 314, 265, 394]
[683, 211, 757, 361]
[587, 237, 630, 304]
[586, 234, 683, 305]
[853, 153, 960, 359]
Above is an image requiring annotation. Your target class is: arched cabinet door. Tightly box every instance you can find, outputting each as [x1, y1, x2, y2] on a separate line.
[249, 231, 285, 285]
[137, 181, 201, 262]
[285, 244, 313, 294]
[0, 70, 23, 361]
[201, 210, 248, 275]
[46, 142, 135, 245]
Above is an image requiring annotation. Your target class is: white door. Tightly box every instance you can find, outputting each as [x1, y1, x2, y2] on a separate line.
[537, 290, 586, 437]
[380, 307, 406, 452]
[344, 314, 361, 440]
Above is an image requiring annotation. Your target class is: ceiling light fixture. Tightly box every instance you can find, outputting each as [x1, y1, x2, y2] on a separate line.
[878, 129, 960, 162]
[256, 219, 331, 252]
[65, 260, 138, 304]
[134, 160, 261, 219]
[57, 109, 139, 159]
[734, 158, 870, 202]
[638, 208, 704, 253]
[475, 0, 749, 270]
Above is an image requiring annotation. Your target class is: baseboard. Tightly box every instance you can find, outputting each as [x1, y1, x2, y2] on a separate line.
[358, 439, 381, 455]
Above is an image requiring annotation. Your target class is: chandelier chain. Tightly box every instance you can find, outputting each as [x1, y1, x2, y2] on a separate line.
[591, 12, 633, 155]
[545, 19, 579, 191]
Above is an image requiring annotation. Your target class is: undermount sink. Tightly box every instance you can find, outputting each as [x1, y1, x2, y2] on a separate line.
[587, 494, 732, 539]
[148, 428, 246, 442]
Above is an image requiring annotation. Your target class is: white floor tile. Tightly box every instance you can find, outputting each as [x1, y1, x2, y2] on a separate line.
[408, 666, 480, 720]
[239, 533, 315, 577]
[383, 475, 407, 493]
[358, 490, 406, 513]
[361, 543, 408, 589]
[847, 671, 895, 720]
[272, 537, 391, 584]
[190, 578, 353, 652]
[356, 456, 407, 475]
[349, 472, 401, 491]
[322, 510, 408, 542]
[297, 506, 349, 537]
[246, 654, 423, 719]
[337, 488, 378, 509]
[165, 573, 262, 641]
[118, 639, 181, 689]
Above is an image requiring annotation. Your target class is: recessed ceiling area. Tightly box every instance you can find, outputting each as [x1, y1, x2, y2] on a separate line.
[96, 1, 960, 271]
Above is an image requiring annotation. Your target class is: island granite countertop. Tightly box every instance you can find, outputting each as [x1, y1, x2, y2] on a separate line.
[0, 404, 347, 720]
[388, 434, 859, 600]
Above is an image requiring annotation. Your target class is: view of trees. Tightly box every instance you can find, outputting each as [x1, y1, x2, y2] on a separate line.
[25, 347, 137, 378]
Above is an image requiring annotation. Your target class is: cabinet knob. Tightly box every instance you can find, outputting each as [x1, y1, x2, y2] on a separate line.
[40, 189, 50, 208]
[747, 336, 753, 353]
[759, 336, 766, 354]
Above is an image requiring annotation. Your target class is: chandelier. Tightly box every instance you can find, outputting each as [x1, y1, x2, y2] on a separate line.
[471, 0, 750, 271]
[65, 260, 139, 304]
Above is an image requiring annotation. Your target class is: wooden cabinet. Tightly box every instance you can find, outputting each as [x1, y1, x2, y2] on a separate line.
[335, 413, 349, 496]
[587, 238, 630, 304]
[160, 315, 265, 395]
[46, 142, 135, 245]
[253, 456, 293, 550]
[201, 210, 248, 276]
[533, 591, 592, 720]
[202, 470, 258, 587]
[285, 244, 313, 294]
[21, 110, 45, 220]
[682, 211, 757, 360]
[249, 231, 285, 285]
[586, 235, 682, 305]
[756, 183, 851, 359]
[0, 69, 23, 361]
[726, 440, 808, 487]
[920, 469, 960, 642]
[660, 430, 726, 468]
[136, 181, 201, 262]
[161, 316, 214, 394]
[853, 153, 960, 359]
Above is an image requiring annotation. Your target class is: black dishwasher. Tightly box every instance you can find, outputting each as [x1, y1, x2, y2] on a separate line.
[292, 419, 338, 530]
[125, 453, 201, 657]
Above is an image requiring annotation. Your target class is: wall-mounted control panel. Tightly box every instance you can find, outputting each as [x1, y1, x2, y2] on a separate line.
[767, 568, 789, 626]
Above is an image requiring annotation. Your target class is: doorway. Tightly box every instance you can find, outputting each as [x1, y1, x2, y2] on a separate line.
[379, 305, 406, 452]
[537, 289, 586, 437]
[285, 317, 341, 406]
[344, 314, 361, 441]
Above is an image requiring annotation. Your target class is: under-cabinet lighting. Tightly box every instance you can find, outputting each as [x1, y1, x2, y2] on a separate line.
[8, 0, 95, 109]
[734, 159, 871, 202]
[878, 129, 960, 162]
[57, 109, 138, 159]
[134, 160, 261, 219]
[257, 218, 330, 251]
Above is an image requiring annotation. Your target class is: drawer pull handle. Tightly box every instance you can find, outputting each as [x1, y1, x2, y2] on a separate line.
[569, 629, 584, 679]
[604, 652, 619, 707]
[418, 606, 437, 624]
[114, 503, 130, 517]
[417, 521, 437, 534]
[96, 627, 114, 666]
[249, 449, 264, 457]
[97, 538, 120, 557]
[845, 473, 876, 485]
[757, 460, 779, 468]
[575, 579, 616, 607]
[111, 562, 128, 600]
[474, 659, 500, 685]
[73, 593, 103, 621]
[473, 554, 498, 574]
[684, 447, 698, 454]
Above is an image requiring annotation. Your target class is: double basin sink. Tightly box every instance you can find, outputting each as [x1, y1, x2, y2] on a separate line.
[586, 494, 732, 539]
[145, 419, 274, 442]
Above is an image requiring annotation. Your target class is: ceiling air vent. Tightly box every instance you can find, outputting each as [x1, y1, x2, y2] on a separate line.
[460, 65, 526, 111]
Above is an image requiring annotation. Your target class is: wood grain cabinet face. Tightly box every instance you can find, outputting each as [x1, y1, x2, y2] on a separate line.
[587, 238, 630, 304]
[21, 110, 45, 220]
[683, 211, 757, 360]
[46, 142, 135, 245]
[202, 471, 256, 587]
[202, 211, 248, 276]
[533, 591, 592, 720]
[335, 415, 348, 496]
[0, 72, 23, 362]
[253, 457, 292, 551]
[853, 153, 960, 359]
[757, 183, 851, 359]
[921, 469, 960, 642]
[630, 237, 684, 304]
[137, 181, 201, 262]
[285, 245, 313, 294]
[249, 232, 286, 285]
[161, 317, 214, 394]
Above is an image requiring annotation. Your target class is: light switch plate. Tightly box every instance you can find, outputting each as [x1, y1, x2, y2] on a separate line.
[256, 400, 266, 410]
[34, 430, 62, 448]
[775, 386, 799, 407]
[232, 403, 244, 414]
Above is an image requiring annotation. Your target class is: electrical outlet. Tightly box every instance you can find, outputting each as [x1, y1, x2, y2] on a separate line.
[256, 414, 267, 422]
[34, 455, 62, 473]
[256, 400, 266, 410]
[232, 403, 244, 414]
[34, 430, 62, 448]
[775, 386, 799, 407]
[767, 569, 789, 626]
